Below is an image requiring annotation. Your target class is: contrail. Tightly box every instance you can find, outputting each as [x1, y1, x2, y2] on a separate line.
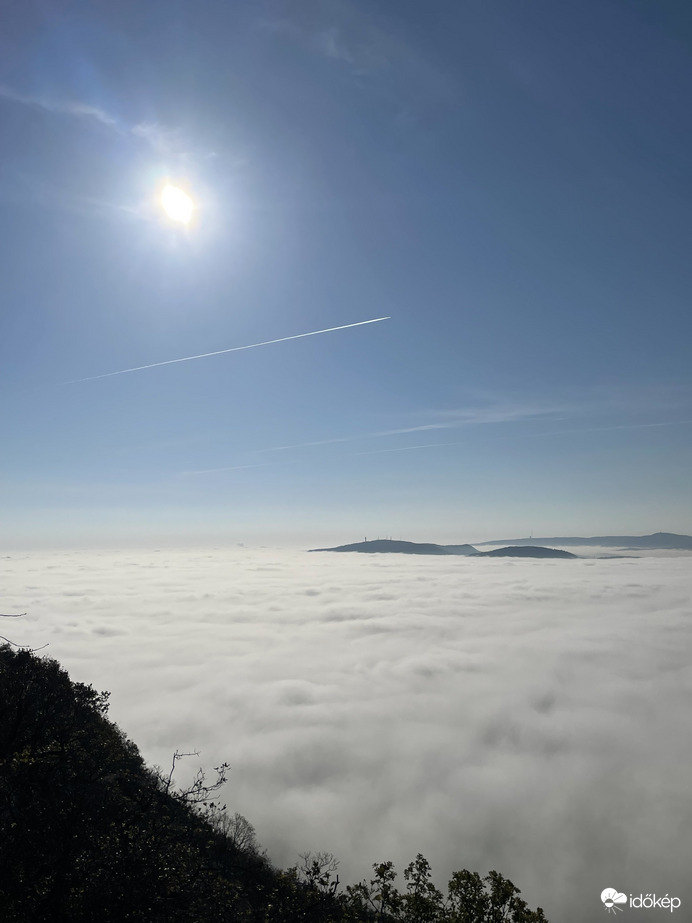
[522, 419, 692, 438]
[66, 316, 391, 383]
[353, 441, 462, 456]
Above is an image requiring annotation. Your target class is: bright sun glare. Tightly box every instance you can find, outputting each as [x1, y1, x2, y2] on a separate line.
[161, 184, 194, 225]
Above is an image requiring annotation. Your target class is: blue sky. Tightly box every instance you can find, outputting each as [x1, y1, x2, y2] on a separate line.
[1, 0, 691, 547]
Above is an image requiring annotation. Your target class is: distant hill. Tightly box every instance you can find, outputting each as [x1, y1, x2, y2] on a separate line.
[441, 544, 478, 555]
[472, 546, 577, 559]
[307, 533, 692, 557]
[308, 539, 454, 555]
[477, 532, 692, 550]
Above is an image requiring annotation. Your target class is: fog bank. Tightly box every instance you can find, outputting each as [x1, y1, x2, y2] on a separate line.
[3, 547, 691, 921]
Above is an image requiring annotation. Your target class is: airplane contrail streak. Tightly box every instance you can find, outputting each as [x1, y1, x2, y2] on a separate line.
[66, 316, 391, 383]
[353, 442, 462, 456]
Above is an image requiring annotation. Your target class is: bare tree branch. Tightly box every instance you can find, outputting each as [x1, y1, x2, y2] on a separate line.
[0, 613, 48, 652]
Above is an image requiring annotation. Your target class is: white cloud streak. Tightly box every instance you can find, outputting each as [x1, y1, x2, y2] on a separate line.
[130, 121, 185, 156]
[182, 463, 274, 476]
[0, 84, 199, 161]
[261, 405, 567, 454]
[352, 441, 461, 456]
[183, 441, 464, 477]
[179, 413, 692, 477]
[249, 398, 692, 461]
[524, 419, 692, 439]
[3, 547, 691, 923]
[0, 84, 119, 128]
[172, 396, 692, 479]
[180, 460, 304, 477]
[65, 317, 391, 384]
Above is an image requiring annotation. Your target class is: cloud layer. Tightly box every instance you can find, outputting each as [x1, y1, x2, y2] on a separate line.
[3, 547, 691, 920]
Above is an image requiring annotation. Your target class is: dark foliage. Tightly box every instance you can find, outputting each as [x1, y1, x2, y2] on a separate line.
[0, 645, 547, 922]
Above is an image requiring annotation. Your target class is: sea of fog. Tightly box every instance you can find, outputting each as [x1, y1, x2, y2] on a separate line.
[3, 546, 691, 922]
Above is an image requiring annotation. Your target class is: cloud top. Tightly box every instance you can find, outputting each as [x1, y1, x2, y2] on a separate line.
[2, 547, 691, 922]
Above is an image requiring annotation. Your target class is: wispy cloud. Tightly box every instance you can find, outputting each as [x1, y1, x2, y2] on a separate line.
[273, 18, 384, 77]
[207, 392, 692, 472]
[265, 434, 371, 453]
[182, 464, 265, 476]
[180, 441, 463, 477]
[524, 418, 692, 439]
[179, 412, 692, 478]
[0, 83, 203, 163]
[65, 317, 391, 384]
[262, 401, 570, 455]
[178, 399, 571, 476]
[363, 418, 692, 456]
[131, 121, 181, 154]
[317, 26, 355, 65]
[352, 441, 462, 456]
[257, 2, 445, 96]
[181, 462, 287, 477]
[129, 120, 208, 162]
[0, 84, 119, 129]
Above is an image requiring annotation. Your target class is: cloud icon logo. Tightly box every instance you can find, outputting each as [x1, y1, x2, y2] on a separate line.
[601, 888, 627, 913]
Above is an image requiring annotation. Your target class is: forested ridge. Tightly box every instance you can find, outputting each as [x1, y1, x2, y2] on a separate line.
[0, 645, 547, 922]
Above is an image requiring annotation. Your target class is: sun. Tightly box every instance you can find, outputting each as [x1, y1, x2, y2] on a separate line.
[160, 183, 194, 225]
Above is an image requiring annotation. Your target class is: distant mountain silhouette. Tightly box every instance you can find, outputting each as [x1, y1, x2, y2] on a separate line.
[307, 533, 690, 557]
[308, 539, 456, 555]
[477, 532, 692, 550]
[441, 544, 478, 555]
[472, 546, 577, 559]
